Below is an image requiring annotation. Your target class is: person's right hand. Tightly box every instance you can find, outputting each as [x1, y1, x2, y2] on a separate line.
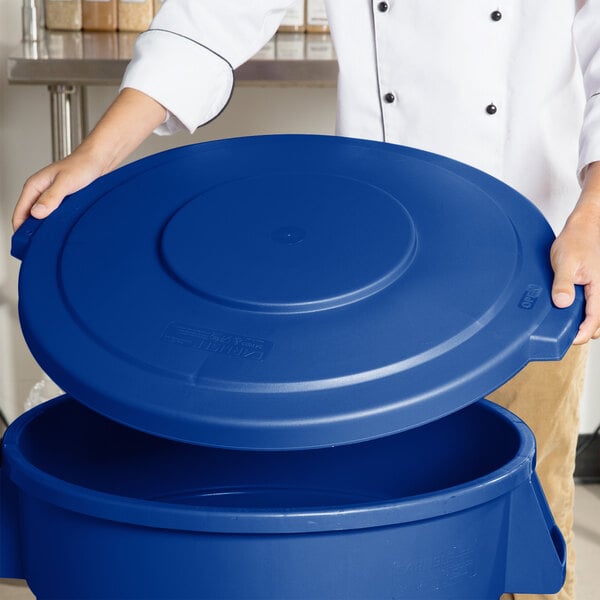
[13, 149, 105, 231]
[12, 88, 168, 232]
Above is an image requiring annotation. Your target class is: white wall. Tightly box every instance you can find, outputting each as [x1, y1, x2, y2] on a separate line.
[581, 347, 600, 434]
[1, 2, 599, 431]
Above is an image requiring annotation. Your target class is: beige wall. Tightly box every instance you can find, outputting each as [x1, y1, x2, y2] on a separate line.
[1, 2, 599, 431]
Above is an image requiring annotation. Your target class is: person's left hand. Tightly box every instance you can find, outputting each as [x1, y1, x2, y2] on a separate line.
[551, 161, 600, 344]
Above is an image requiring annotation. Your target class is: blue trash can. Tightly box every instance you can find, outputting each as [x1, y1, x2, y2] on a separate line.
[1, 397, 565, 599]
[3, 135, 583, 598]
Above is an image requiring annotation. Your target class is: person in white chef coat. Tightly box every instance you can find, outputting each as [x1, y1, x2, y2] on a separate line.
[13, 2, 600, 599]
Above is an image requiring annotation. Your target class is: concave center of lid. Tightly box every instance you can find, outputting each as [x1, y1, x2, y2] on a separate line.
[160, 173, 417, 313]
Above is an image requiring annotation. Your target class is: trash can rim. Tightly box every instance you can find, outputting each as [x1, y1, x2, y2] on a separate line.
[2, 397, 535, 535]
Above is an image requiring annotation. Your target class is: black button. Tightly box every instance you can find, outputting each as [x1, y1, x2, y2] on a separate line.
[486, 103, 497, 115]
[491, 10, 502, 21]
[377, 2, 389, 12]
[384, 92, 395, 103]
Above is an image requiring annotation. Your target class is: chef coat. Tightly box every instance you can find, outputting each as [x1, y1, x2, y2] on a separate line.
[121, 1, 600, 234]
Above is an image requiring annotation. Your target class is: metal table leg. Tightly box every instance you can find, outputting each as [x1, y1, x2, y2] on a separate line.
[48, 84, 87, 161]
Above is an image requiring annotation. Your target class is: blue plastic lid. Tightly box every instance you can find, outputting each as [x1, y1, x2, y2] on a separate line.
[12, 135, 583, 450]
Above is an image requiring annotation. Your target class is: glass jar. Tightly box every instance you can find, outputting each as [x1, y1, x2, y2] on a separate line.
[45, 0, 82, 30]
[306, 0, 329, 33]
[118, 0, 152, 31]
[82, 0, 117, 31]
[278, 0, 305, 33]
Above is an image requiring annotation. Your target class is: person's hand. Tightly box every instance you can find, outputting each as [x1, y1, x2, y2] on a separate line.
[12, 88, 167, 232]
[13, 149, 105, 231]
[551, 161, 600, 344]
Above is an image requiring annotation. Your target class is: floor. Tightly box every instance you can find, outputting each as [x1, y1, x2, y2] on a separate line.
[0, 484, 598, 599]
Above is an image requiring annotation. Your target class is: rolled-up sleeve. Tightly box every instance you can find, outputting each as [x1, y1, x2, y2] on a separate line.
[574, 0, 600, 180]
[120, 0, 296, 134]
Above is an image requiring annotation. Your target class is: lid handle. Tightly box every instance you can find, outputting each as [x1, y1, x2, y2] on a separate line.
[528, 287, 584, 360]
[504, 474, 566, 593]
[11, 216, 43, 261]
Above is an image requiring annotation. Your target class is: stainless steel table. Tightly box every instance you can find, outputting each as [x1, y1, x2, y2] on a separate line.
[8, 31, 338, 161]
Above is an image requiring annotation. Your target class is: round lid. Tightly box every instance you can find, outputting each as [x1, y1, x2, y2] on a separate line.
[12, 135, 583, 450]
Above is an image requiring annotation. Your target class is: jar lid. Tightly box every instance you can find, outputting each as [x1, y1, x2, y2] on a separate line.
[12, 135, 583, 450]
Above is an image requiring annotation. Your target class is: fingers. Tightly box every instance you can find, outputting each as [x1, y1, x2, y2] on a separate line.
[12, 162, 89, 231]
[12, 170, 55, 231]
[550, 232, 600, 345]
[30, 171, 73, 220]
[12, 167, 70, 232]
[573, 283, 600, 344]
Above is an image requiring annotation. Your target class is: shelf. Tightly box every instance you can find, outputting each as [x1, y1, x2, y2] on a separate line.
[8, 31, 338, 87]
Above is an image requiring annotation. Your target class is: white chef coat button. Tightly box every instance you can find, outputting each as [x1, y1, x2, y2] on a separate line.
[486, 103, 498, 115]
[377, 2, 389, 13]
[384, 92, 395, 103]
[491, 10, 502, 21]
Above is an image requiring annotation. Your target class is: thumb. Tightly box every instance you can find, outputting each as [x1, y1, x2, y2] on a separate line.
[551, 255, 577, 308]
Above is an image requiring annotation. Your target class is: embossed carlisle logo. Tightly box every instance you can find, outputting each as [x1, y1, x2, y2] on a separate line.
[162, 323, 272, 361]
[518, 284, 543, 310]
